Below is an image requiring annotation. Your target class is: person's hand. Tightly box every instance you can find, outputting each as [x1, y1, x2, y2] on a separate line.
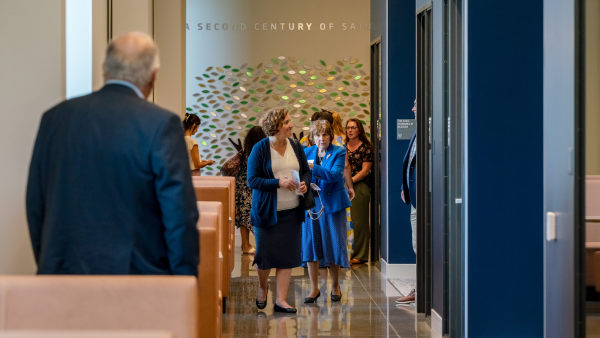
[280, 178, 299, 191]
[299, 182, 307, 194]
[209, 160, 214, 165]
[348, 188, 355, 201]
[401, 190, 405, 203]
[308, 162, 314, 169]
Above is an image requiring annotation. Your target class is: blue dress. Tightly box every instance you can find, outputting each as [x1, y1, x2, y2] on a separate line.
[301, 145, 351, 269]
[302, 196, 350, 268]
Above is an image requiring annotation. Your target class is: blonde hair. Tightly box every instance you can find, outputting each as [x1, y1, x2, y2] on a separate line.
[331, 111, 345, 136]
[261, 107, 288, 136]
[309, 120, 334, 144]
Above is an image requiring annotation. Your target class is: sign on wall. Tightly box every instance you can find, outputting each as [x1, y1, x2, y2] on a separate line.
[186, 0, 371, 175]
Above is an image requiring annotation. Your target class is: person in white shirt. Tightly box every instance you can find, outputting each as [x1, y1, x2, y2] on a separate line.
[182, 113, 213, 173]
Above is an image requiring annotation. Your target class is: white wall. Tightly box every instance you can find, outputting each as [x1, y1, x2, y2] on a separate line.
[0, 0, 66, 274]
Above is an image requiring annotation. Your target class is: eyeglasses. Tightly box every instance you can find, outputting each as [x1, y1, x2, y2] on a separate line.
[347, 126, 358, 131]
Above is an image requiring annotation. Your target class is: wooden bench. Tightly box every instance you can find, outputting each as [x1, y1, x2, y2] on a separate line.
[192, 184, 232, 310]
[196, 205, 222, 337]
[0, 276, 197, 338]
[586, 175, 600, 292]
[0, 332, 173, 338]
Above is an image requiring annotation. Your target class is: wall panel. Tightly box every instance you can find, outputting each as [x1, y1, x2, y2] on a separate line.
[0, 0, 66, 274]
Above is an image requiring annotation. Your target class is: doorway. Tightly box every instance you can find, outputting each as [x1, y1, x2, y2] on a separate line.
[416, 4, 433, 317]
[370, 40, 382, 266]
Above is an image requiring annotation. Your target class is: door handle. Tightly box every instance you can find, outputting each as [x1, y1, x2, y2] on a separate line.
[546, 212, 556, 242]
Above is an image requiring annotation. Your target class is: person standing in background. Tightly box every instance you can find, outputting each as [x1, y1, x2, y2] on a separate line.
[397, 99, 418, 304]
[182, 113, 213, 174]
[345, 118, 373, 265]
[330, 111, 356, 258]
[235, 126, 267, 254]
[26, 32, 199, 276]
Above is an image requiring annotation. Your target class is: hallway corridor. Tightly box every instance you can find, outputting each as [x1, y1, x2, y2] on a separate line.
[222, 248, 431, 337]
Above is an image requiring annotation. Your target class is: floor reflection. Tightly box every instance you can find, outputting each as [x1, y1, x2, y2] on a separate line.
[224, 247, 431, 337]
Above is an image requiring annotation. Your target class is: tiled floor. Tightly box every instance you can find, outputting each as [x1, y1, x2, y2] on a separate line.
[223, 247, 432, 337]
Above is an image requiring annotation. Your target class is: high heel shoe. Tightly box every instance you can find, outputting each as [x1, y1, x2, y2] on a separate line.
[331, 285, 342, 301]
[273, 302, 297, 313]
[256, 285, 269, 309]
[304, 291, 320, 304]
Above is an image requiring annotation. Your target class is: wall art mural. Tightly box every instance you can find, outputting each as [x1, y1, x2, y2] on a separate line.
[186, 55, 371, 175]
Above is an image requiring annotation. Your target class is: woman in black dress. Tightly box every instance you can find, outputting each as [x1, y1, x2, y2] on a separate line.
[235, 126, 267, 254]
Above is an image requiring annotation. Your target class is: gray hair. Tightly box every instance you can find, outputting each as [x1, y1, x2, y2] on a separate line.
[103, 32, 160, 88]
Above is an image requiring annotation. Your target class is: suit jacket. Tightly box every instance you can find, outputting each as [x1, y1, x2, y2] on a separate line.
[247, 138, 311, 228]
[304, 144, 351, 214]
[26, 84, 200, 276]
[401, 130, 417, 208]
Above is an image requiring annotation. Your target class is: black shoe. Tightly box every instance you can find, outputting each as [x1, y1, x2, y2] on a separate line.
[256, 285, 269, 310]
[304, 291, 320, 304]
[274, 302, 297, 313]
[331, 285, 342, 301]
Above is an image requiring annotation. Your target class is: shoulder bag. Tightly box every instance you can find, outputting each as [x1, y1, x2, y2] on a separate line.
[291, 138, 316, 210]
[220, 150, 243, 177]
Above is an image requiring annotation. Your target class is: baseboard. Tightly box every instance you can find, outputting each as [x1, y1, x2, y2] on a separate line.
[431, 309, 443, 338]
[380, 258, 416, 279]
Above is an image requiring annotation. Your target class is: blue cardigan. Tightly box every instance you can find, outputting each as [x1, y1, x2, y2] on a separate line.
[247, 138, 312, 228]
[304, 144, 351, 215]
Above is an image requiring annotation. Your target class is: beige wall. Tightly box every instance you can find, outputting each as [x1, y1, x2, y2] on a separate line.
[92, 0, 108, 91]
[0, 0, 66, 274]
[587, 0, 600, 175]
[154, 0, 186, 116]
[106, 0, 185, 113]
[111, 0, 153, 38]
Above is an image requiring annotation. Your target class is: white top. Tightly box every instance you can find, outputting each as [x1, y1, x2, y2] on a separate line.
[270, 139, 300, 211]
[184, 136, 200, 170]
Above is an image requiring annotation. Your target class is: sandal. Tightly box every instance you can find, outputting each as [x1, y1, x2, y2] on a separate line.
[243, 247, 256, 255]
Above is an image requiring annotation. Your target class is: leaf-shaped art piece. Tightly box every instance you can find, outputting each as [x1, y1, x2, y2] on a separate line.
[320, 60, 326, 66]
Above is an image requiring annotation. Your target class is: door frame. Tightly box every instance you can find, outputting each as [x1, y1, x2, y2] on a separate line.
[370, 39, 382, 266]
[416, 4, 433, 316]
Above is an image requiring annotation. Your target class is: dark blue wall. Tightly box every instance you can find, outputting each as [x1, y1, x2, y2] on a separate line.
[467, 1, 544, 336]
[387, 0, 417, 265]
[371, 0, 416, 264]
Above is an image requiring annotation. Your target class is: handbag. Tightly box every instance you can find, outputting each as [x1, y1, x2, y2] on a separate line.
[220, 150, 243, 177]
[291, 138, 317, 210]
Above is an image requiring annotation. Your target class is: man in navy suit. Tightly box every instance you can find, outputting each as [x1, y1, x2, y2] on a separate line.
[397, 100, 418, 304]
[26, 32, 199, 276]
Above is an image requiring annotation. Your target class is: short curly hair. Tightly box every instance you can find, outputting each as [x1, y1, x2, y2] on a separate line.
[309, 120, 334, 144]
[261, 107, 288, 136]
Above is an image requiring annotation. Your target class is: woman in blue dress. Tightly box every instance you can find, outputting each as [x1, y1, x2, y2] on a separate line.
[302, 120, 352, 303]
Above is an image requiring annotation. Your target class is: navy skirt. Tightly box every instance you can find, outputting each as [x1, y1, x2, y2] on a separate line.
[253, 207, 302, 270]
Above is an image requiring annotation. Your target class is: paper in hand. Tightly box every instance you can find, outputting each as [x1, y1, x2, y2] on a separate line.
[290, 170, 303, 196]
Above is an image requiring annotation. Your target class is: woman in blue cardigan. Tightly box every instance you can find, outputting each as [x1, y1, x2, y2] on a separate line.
[302, 120, 352, 303]
[247, 108, 311, 313]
